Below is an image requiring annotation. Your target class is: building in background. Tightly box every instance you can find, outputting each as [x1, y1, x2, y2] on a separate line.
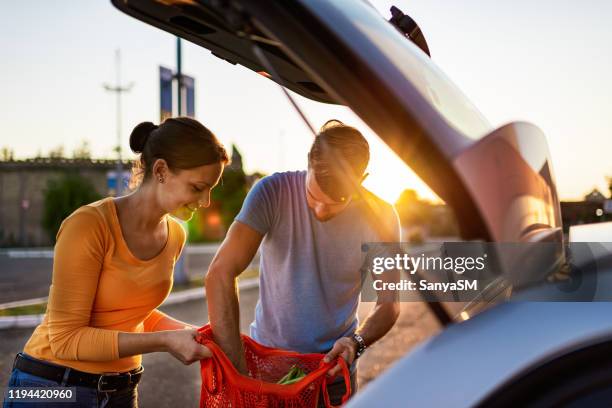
[0, 158, 131, 247]
[0, 146, 261, 247]
[561, 188, 612, 232]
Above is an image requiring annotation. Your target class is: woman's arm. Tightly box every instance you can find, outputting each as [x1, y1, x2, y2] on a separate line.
[46, 210, 120, 361]
[143, 309, 198, 331]
[118, 329, 211, 365]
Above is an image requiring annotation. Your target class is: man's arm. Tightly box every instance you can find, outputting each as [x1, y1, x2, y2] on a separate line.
[324, 271, 400, 376]
[325, 204, 402, 376]
[204, 221, 263, 374]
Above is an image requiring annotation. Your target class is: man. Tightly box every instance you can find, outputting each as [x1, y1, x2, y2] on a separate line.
[205, 120, 400, 405]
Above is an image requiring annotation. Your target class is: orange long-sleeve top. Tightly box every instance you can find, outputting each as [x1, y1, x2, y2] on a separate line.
[23, 197, 186, 374]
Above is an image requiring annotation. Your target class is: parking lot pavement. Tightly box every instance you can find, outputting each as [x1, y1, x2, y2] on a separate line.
[0, 254, 54, 304]
[356, 302, 440, 387]
[1, 286, 439, 407]
[0, 286, 259, 407]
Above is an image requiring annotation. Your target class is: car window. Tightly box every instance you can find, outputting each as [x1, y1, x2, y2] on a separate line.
[305, 0, 492, 140]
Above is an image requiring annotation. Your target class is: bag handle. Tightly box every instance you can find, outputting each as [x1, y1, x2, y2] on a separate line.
[200, 342, 224, 395]
[322, 358, 351, 408]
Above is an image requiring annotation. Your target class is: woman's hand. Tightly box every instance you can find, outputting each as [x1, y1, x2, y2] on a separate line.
[161, 328, 212, 365]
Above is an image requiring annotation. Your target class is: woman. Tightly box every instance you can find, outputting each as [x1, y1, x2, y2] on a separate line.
[4, 118, 229, 407]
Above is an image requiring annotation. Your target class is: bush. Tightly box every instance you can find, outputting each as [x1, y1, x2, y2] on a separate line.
[42, 174, 102, 243]
[187, 168, 249, 242]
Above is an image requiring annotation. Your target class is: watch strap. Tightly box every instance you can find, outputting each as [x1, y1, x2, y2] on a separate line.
[352, 333, 367, 358]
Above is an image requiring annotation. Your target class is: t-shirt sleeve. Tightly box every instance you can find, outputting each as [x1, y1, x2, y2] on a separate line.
[364, 197, 402, 243]
[234, 175, 279, 235]
[360, 201, 402, 302]
[46, 208, 120, 362]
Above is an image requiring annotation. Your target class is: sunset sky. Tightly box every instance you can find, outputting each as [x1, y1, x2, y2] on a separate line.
[1, 0, 610, 203]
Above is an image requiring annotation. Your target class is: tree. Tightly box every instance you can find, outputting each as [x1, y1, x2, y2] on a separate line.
[394, 189, 459, 237]
[212, 168, 249, 230]
[48, 145, 65, 159]
[72, 140, 92, 159]
[42, 174, 102, 243]
[187, 168, 249, 242]
[0, 147, 14, 161]
[395, 189, 434, 226]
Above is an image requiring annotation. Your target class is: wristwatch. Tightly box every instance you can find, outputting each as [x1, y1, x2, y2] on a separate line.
[351, 333, 367, 359]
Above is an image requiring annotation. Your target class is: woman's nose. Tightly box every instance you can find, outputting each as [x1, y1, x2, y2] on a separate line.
[198, 196, 210, 208]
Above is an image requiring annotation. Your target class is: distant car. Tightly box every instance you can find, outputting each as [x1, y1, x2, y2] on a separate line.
[112, 1, 612, 406]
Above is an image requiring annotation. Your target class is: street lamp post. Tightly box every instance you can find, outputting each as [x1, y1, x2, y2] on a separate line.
[176, 37, 184, 116]
[104, 49, 133, 196]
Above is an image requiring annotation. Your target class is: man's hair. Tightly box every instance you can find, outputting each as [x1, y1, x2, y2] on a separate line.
[307, 120, 370, 201]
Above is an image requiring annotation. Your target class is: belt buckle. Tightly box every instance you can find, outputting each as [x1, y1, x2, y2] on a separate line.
[98, 372, 130, 393]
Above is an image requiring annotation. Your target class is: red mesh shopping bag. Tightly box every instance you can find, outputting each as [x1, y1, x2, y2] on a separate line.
[197, 324, 351, 408]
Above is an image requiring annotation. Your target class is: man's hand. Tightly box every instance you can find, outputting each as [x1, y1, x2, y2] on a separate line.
[323, 337, 357, 377]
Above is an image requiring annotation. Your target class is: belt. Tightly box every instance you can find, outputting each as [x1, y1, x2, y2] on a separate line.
[14, 353, 143, 393]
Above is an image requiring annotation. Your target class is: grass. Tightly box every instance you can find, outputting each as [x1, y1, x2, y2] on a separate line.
[238, 266, 260, 281]
[0, 303, 47, 317]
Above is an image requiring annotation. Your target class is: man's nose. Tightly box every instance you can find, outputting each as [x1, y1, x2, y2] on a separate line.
[314, 203, 328, 218]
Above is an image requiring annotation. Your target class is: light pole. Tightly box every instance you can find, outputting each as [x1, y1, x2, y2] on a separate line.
[104, 49, 133, 196]
[176, 37, 184, 116]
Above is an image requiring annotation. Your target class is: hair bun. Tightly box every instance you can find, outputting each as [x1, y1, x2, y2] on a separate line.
[129, 122, 158, 153]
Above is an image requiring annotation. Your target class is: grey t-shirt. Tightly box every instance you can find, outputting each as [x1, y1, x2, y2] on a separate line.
[235, 171, 400, 353]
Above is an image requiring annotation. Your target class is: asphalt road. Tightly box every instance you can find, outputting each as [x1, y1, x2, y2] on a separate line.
[0, 243, 446, 406]
[0, 286, 440, 407]
[0, 245, 244, 305]
[0, 286, 259, 408]
[0, 254, 53, 304]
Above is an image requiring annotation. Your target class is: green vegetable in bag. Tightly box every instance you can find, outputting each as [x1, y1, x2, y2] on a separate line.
[277, 365, 307, 385]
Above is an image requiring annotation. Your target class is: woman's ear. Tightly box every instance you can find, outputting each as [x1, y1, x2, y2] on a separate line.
[152, 158, 169, 183]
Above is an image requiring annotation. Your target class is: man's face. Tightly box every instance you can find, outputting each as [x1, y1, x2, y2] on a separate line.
[305, 170, 353, 222]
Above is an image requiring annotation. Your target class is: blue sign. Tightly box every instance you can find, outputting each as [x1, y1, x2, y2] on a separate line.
[107, 170, 131, 195]
[184, 75, 195, 118]
[160, 66, 173, 122]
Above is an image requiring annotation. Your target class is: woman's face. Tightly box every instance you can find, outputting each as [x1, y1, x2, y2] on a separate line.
[154, 161, 224, 221]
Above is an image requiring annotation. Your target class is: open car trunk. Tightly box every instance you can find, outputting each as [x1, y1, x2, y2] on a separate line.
[112, 0, 565, 319]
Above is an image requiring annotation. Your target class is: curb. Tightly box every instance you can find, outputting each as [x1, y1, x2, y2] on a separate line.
[0, 277, 259, 330]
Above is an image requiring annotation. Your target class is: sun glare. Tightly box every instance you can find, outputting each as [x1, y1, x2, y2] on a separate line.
[363, 141, 441, 205]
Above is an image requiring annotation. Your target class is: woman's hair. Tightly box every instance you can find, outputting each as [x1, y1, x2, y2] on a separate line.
[307, 119, 370, 201]
[129, 117, 229, 189]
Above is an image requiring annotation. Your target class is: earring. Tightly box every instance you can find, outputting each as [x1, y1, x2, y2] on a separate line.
[158, 177, 164, 183]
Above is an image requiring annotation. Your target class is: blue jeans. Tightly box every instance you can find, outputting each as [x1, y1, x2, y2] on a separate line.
[3, 355, 138, 408]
